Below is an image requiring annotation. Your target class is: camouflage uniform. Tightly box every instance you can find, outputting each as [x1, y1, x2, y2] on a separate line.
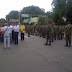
[27, 25, 31, 37]
[43, 25, 47, 38]
[45, 24, 51, 45]
[30, 25, 33, 35]
[54, 25, 57, 40]
[39, 26, 42, 37]
[59, 26, 63, 40]
[57, 26, 60, 40]
[32, 25, 34, 35]
[36, 25, 39, 36]
[42, 25, 45, 38]
[51, 24, 54, 42]
[33, 25, 36, 35]
[65, 24, 72, 47]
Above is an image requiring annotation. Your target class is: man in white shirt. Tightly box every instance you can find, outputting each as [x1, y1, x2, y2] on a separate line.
[9, 24, 13, 43]
[1, 23, 11, 48]
[14, 23, 20, 44]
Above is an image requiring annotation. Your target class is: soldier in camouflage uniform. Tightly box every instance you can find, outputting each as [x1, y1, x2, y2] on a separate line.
[59, 25, 64, 40]
[33, 24, 36, 35]
[37, 25, 41, 36]
[25, 25, 27, 33]
[54, 24, 57, 40]
[30, 25, 33, 35]
[65, 22, 72, 47]
[39, 25, 42, 37]
[42, 25, 45, 38]
[42, 25, 44, 38]
[56, 25, 60, 40]
[62, 25, 65, 38]
[27, 24, 31, 37]
[43, 25, 47, 38]
[51, 22, 54, 42]
[37, 25, 39, 36]
[32, 25, 34, 35]
[45, 23, 51, 45]
[36, 24, 39, 36]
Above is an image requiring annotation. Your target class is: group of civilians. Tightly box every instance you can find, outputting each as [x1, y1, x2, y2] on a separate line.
[0, 23, 25, 49]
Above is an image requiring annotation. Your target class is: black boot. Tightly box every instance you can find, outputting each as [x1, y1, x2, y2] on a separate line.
[59, 37, 60, 40]
[40, 35, 41, 37]
[49, 42, 51, 46]
[51, 40, 53, 42]
[69, 43, 71, 47]
[45, 42, 48, 45]
[28, 35, 30, 37]
[65, 43, 68, 46]
[55, 38, 56, 40]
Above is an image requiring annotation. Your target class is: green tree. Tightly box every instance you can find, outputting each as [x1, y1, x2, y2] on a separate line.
[52, 0, 72, 24]
[51, 0, 66, 25]
[6, 10, 19, 21]
[21, 5, 45, 16]
[66, 0, 72, 23]
[38, 16, 47, 25]
[0, 18, 6, 25]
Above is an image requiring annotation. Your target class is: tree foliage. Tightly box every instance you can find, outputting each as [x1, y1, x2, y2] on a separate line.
[51, 0, 72, 24]
[38, 16, 47, 25]
[21, 5, 45, 16]
[6, 10, 19, 20]
[0, 18, 6, 25]
[5, 6, 45, 23]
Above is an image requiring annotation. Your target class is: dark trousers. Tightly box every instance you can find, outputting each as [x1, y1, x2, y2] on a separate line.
[28, 31, 30, 37]
[21, 33, 24, 40]
[0, 34, 4, 42]
[1, 34, 4, 42]
[60, 34, 63, 40]
[12, 30, 15, 41]
[54, 33, 56, 40]
[15, 32, 19, 44]
[66, 35, 71, 44]
[46, 34, 51, 44]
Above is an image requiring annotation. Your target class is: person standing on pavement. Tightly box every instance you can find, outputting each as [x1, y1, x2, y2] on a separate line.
[9, 24, 13, 43]
[54, 24, 57, 40]
[20, 23, 25, 41]
[27, 24, 31, 37]
[59, 25, 63, 40]
[45, 23, 51, 46]
[14, 23, 20, 44]
[12, 23, 15, 42]
[1, 23, 11, 48]
[65, 22, 72, 47]
[51, 22, 54, 42]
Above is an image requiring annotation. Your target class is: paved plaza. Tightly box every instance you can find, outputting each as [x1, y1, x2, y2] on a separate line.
[0, 34, 72, 72]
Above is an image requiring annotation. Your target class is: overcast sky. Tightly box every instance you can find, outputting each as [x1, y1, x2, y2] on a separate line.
[0, 0, 53, 19]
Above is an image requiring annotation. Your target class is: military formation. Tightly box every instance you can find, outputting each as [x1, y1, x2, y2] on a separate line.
[26, 22, 72, 47]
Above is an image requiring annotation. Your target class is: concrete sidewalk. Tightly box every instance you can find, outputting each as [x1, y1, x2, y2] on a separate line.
[0, 35, 72, 72]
